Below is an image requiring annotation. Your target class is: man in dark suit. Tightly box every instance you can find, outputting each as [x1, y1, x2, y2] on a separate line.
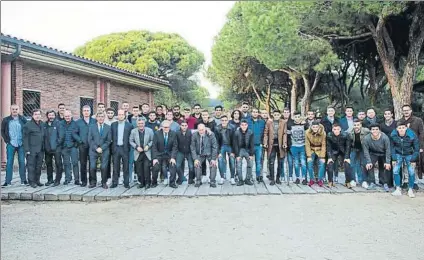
[152, 120, 178, 188]
[88, 112, 112, 189]
[110, 109, 133, 188]
[75, 105, 97, 185]
[23, 109, 45, 188]
[43, 110, 63, 186]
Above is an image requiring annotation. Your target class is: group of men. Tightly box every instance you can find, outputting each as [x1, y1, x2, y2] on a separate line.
[1, 101, 422, 198]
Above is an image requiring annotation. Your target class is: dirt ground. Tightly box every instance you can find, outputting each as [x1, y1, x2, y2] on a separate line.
[1, 194, 424, 260]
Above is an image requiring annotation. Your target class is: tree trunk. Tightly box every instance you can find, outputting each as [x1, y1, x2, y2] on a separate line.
[300, 73, 320, 116]
[289, 73, 298, 115]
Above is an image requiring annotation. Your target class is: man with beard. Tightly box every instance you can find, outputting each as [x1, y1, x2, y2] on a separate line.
[340, 106, 355, 133]
[105, 108, 117, 126]
[305, 111, 316, 129]
[59, 110, 79, 186]
[248, 108, 265, 182]
[75, 105, 97, 186]
[263, 110, 287, 185]
[172, 105, 182, 122]
[362, 124, 391, 191]
[43, 110, 63, 186]
[399, 104, 424, 190]
[145, 111, 161, 132]
[362, 108, 380, 129]
[357, 110, 366, 122]
[379, 108, 396, 187]
[23, 109, 45, 188]
[110, 109, 133, 188]
[56, 103, 66, 121]
[240, 102, 251, 120]
[156, 105, 165, 122]
[215, 115, 236, 185]
[88, 112, 112, 189]
[350, 119, 369, 185]
[141, 103, 150, 119]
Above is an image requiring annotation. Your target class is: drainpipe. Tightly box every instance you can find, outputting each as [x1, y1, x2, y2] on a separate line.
[3, 43, 22, 61]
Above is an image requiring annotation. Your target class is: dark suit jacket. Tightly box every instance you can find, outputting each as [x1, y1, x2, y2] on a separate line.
[111, 121, 133, 153]
[23, 119, 45, 154]
[43, 120, 61, 152]
[76, 117, 97, 148]
[88, 123, 112, 154]
[152, 130, 177, 160]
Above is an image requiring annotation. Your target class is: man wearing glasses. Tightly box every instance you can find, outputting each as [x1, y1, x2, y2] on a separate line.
[399, 104, 424, 190]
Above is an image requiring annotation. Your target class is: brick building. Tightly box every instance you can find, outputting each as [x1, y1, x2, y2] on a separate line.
[0, 33, 170, 165]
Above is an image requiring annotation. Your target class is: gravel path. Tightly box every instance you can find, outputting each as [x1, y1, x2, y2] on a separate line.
[1, 194, 424, 260]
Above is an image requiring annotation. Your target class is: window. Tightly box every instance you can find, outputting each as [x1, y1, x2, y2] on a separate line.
[110, 100, 119, 114]
[22, 90, 40, 118]
[80, 97, 94, 118]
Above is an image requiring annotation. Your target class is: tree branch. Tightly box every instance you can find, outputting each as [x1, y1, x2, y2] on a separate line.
[311, 73, 321, 93]
[323, 32, 372, 40]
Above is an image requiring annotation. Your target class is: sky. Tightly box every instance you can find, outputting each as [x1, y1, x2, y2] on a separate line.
[0, 1, 235, 98]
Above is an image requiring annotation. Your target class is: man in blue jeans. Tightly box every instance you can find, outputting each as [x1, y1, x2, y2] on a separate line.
[214, 115, 236, 185]
[349, 119, 369, 185]
[287, 112, 308, 185]
[1, 104, 27, 187]
[391, 121, 419, 198]
[248, 108, 265, 183]
[305, 121, 326, 187]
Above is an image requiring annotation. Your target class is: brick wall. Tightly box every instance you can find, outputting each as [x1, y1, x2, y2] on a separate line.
[106, 81, 150, 111]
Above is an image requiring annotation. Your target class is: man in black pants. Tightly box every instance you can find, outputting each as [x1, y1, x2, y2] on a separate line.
[326, 124, 352, 188]
[130, 118, 154, 189]
[88, 112, 112, 189]
[75, 105, 97, 186]
[43, 110, 63, 186]
[23, 109, 45, 188]
[175, 121, 195, 184]
[152, 120, 178, 188]
[110, 109, 133, 188]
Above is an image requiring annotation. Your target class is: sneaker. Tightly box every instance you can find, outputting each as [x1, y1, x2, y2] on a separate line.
[413, 183, 419, 191]
[334, 176, 339, 183]
[295, 178, 300, 184]
[317, 180, 323, 187]
[245, 179, 253, 186]
[362, 181, 369, 189]
[1, 182, 10, 188]
[258, 176, 263, 183]
[392, 187, 402, 196]
[301, 179, 307, 185]
[401, 183, 408, 190]
[350, 180, 357, 187]
[383, 184, 389, 192]
[308, 180, 315, 187]
[236, 180, 244, 186]
[276, 178, 281, 185]
[408, 189, 415, 198]
[368, 183, 377, 190]
[230, 178, 236, 185]
[218, 178, 224, 185]
[163, 179, 169, 185]
[269, 180, 275, 186]
[345, 182, 352, 189]
[327, 182, 334, 187]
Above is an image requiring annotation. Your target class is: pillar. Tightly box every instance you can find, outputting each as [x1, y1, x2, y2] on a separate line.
[1, 61, 12, 168]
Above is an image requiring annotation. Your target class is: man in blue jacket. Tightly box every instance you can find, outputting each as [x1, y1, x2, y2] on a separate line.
[43, 110, 63, 186]
[391, 121, 419, 198]
[59, 110, 80, 186]
[339, 106, 355, 133]
[248, 108, 265, 182]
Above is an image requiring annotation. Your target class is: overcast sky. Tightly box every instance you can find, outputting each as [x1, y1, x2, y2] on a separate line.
[1, 1, 235, 98]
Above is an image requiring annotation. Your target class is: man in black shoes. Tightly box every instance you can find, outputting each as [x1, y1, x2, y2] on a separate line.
[130, 118, 154, 189]
[326, 124, 352, 188]
[191, 123, 218, 187]
[23, 109, 45, 188]
[59, 110, 79, 186]
[43, 110, 63, 186]
[175, 121, 195, 185]
[110, 109, 133, 188]
[233, 120, 255, 186]
[152, 120, 178, 188]
[88, 112, 112, 189]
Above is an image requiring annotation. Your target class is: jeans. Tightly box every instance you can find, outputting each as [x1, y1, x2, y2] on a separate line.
[268, 146, 283, 180]
[129, 147, 135, 181]
[254, 145, 262, 177]
[393, 155, 415, 189]
[176, 151, 195, 181]
[236, 148, 253, 181]
[5, 143, 26, 184]
[350, 149, 365, 183]
[287, 151, 294, 178]
[307, 152, 325, 181]
[290, 146, 307, 178]
[62, 147, 79, 182]
[218, 145, 235, 179]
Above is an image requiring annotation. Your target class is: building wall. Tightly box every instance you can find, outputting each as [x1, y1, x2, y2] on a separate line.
[105, 81, 151, 112]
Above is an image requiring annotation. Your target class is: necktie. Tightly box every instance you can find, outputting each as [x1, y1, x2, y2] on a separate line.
[200, 135, 204, 155]
[100, 124, 104, 136]
[164, 133, 168, 147]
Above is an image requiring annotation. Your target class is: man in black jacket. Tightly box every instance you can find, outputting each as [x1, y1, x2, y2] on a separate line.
[233, 120, 254, 186]
[110, 109, 133, 188]
[326, 123, 352, 187]
[59, 110, 80, 186]
[23, 109, 45, 188]
[362, 108, 380, 129]
[214, 115, 236, 185]
[56, 103, 66, 121]
[43, 110, 63, 186]
[152, 120, 178, 188]
[88, 112, 112, 189]
[1, 104, 27, 187]
[321, 106, 340, 135]
[75, 105, 97, 185]
[175, 121, 195, 184]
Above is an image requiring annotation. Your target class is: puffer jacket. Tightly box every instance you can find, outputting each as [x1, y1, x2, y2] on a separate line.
[390, 128, 420, 161]
[305, 124, 326, 158]
[232, 128, 254, 156]
[326, 131, 351, 159]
